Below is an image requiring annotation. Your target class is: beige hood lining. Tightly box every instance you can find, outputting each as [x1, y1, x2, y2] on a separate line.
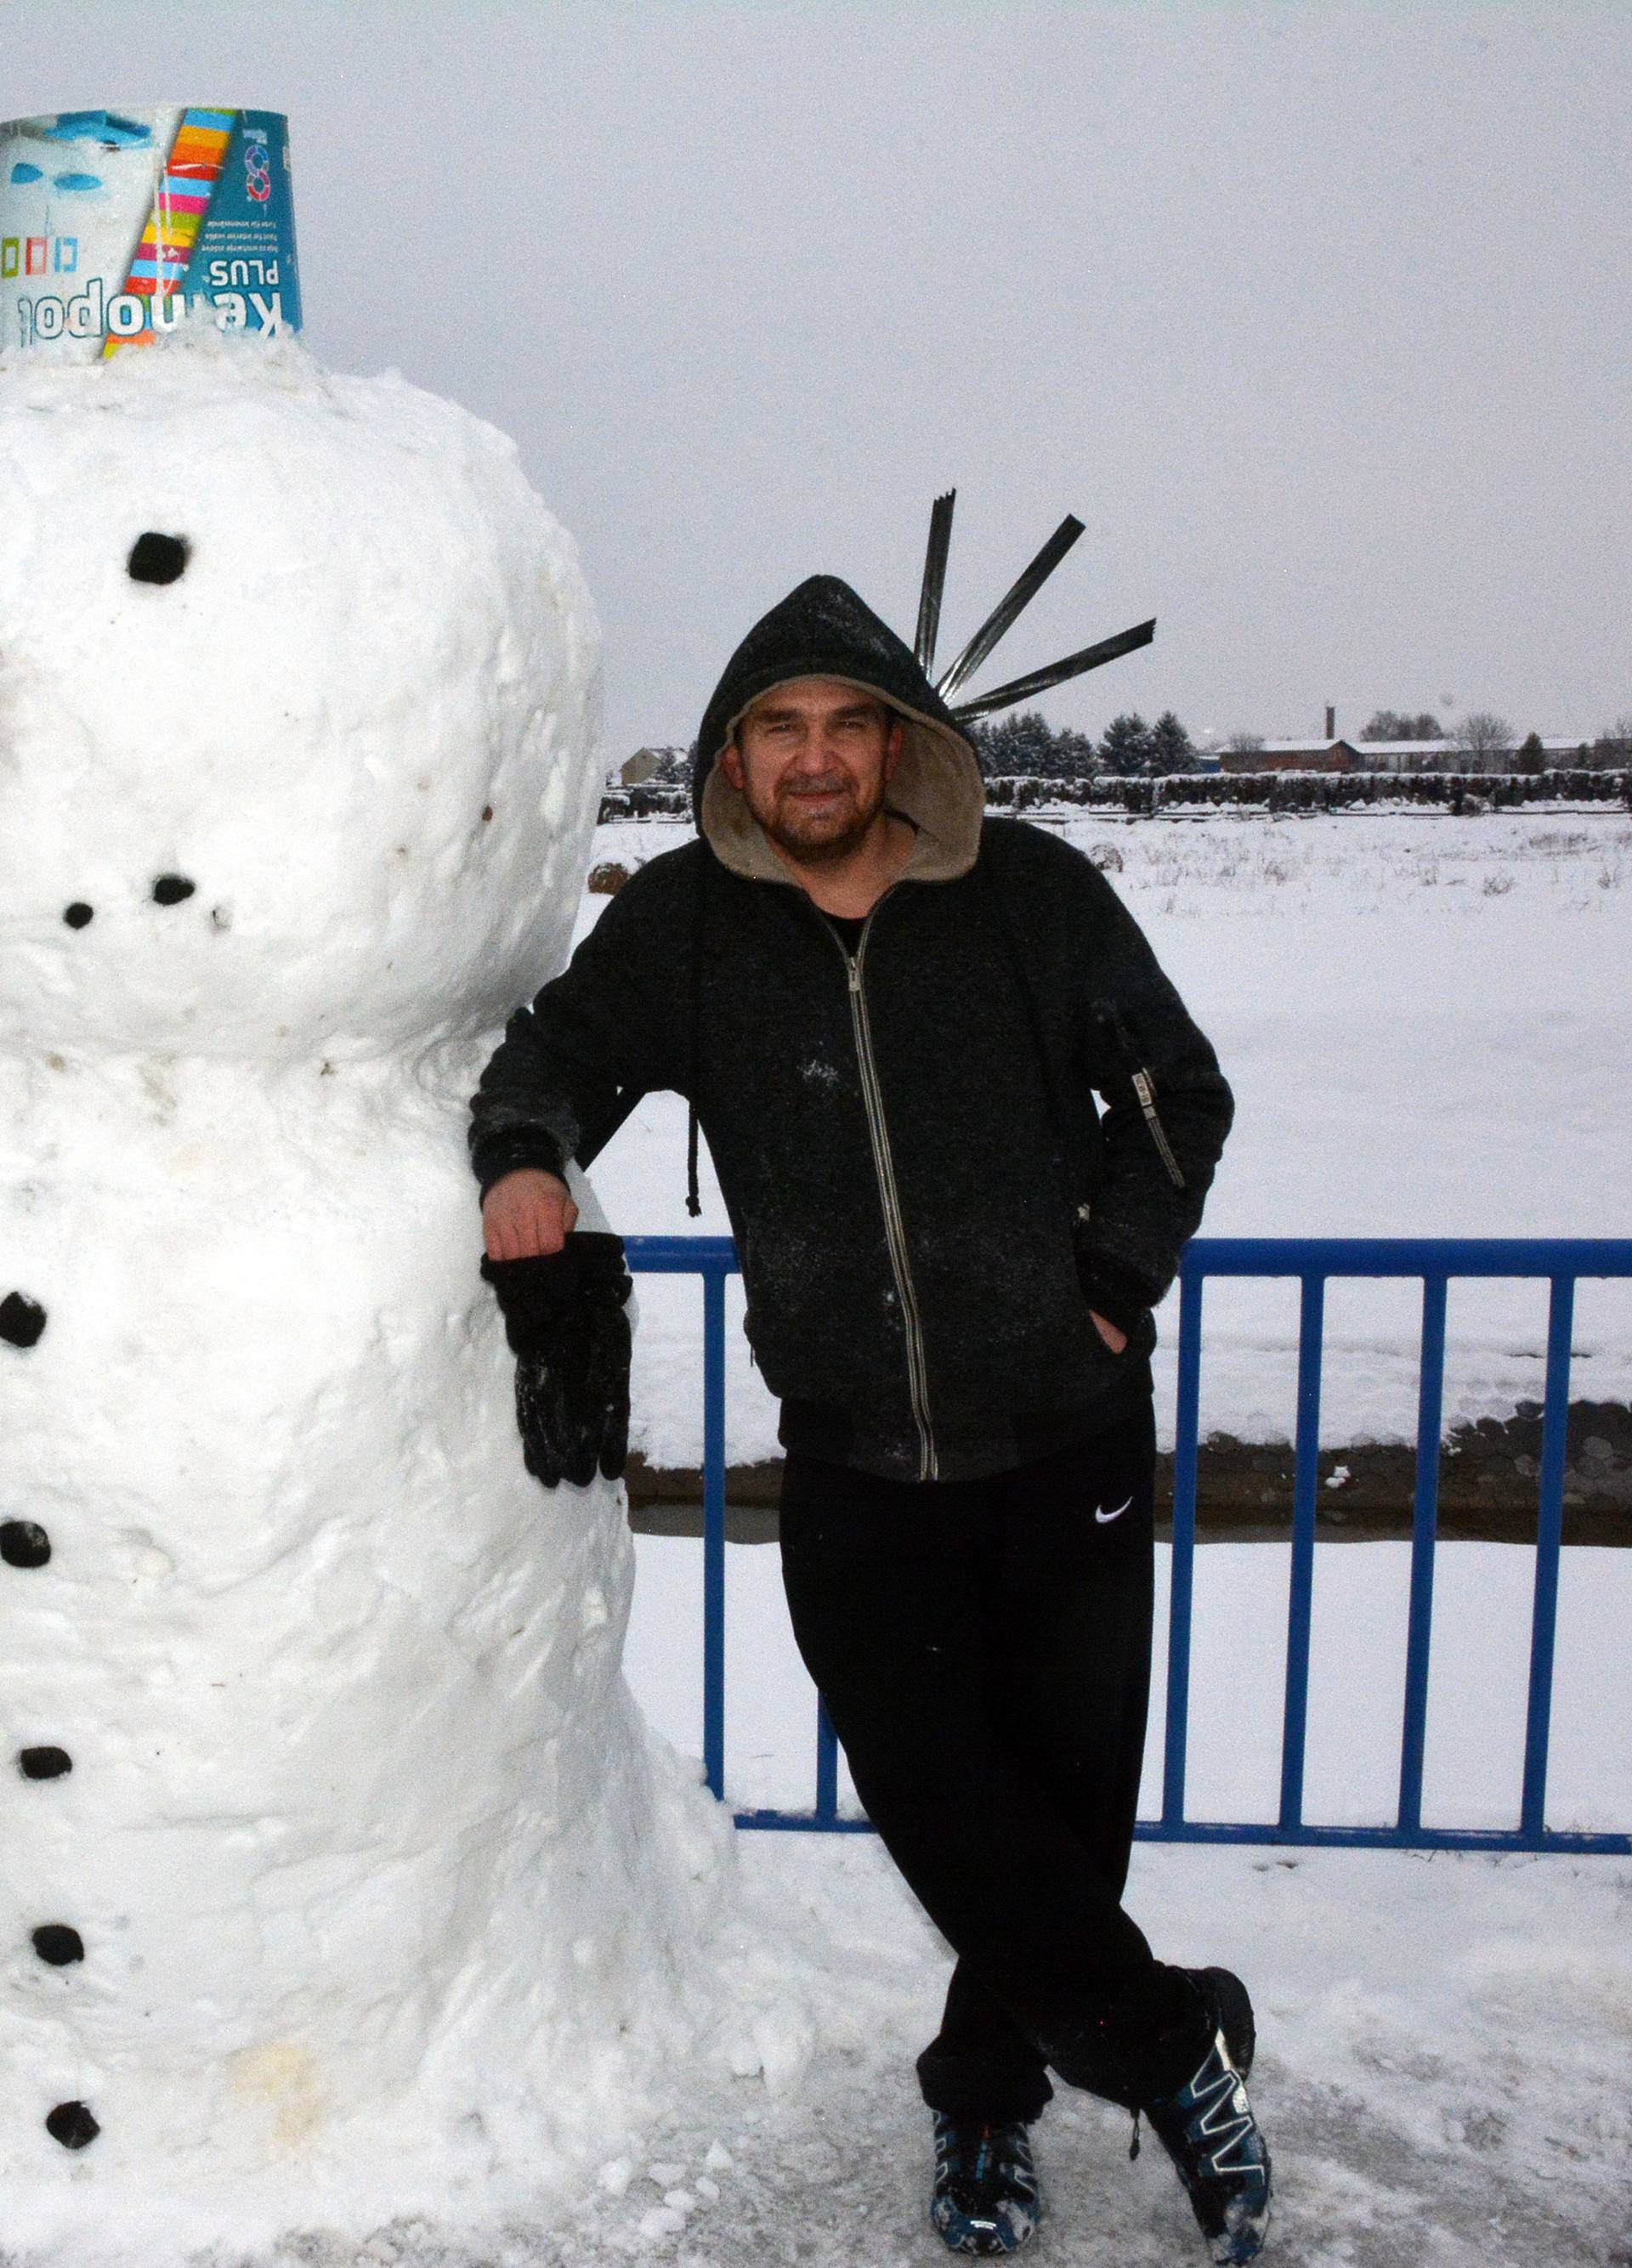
[699, 677, 986, 885]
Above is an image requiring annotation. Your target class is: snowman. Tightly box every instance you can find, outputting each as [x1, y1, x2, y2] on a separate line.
[0, 327, 774, 2253]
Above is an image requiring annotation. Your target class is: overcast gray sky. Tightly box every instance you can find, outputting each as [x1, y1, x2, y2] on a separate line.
[9, 2, 1629, 755]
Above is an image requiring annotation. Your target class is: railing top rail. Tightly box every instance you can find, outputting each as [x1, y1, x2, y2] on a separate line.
[625, 1235, 740, 1272]
[1182, 1236, 1632, 1279]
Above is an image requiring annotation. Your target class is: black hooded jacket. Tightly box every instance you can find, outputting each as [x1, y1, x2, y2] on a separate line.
[468, 576, 1233, 1485]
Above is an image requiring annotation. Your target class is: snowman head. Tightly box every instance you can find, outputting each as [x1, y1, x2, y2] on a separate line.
[0, 331, 602, 1058]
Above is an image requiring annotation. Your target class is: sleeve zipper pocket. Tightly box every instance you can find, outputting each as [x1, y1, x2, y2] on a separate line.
[1130, 1068, 1187, 1191]
[1091, 997, 1187, 1191]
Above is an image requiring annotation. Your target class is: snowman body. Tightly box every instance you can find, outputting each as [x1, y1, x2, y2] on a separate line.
[0, 337, 742, 2245]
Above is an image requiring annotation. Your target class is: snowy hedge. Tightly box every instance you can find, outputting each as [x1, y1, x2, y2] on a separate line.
[597, 770, 1632, 824]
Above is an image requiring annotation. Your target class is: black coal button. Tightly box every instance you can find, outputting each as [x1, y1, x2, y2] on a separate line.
[0, 1522, 52, 1569]
[46, 2101, 99, 2149]
[63, 903, 94, 929]
[0, 1292, 46, 1348]
[128, 533, 190, 585]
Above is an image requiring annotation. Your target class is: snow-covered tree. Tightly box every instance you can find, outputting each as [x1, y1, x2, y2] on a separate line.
[1097, 712, 1156, 777]
[1148, 710, 1199, 774]
[1588, 716, 1632, 770]
[970, 710, 1098, 780]
[1363, 709, 1444, 741]
[1452, 712, 1516, 772]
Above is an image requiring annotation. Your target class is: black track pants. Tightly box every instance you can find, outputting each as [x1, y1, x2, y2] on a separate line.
[779, 1399, 1198, 2124]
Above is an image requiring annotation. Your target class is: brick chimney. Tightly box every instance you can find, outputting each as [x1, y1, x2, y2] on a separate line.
[1325, 704, 1336, 740]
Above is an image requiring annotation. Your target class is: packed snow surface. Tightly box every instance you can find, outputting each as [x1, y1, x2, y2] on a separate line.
[12, 1837, 1625, 2267]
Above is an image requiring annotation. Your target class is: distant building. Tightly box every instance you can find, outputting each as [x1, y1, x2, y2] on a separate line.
[1352, 737, 1590, 773]
[1218, 739, 1362, 774]
[620, 747, 661, 787]
[1350, 739, 1455, 772]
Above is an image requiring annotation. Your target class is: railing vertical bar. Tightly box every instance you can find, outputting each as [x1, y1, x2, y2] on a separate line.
[1279, 1273, 1325, 1832]
[1520, 1275, 1574, 1843]
[701, 1263, 728, 1802]
[1397, 1274, 1448, 1834]
[1162, 1265, 1205, 1830]
[815, 1700, 840, 1824]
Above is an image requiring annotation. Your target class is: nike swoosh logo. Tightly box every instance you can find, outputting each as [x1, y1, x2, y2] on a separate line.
[1095, 1496, 1133, 1524]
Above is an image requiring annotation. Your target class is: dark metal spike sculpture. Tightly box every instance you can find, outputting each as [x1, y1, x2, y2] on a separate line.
[934, 514, 1085, 702]
[914, 490, 956, 676]
[950, 618, 1158, 722]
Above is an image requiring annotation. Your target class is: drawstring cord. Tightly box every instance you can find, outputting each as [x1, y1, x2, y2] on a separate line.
[684, 851, 708, 1218]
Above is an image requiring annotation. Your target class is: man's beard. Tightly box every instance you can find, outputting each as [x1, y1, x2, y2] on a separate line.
[750, 772, 887, 867]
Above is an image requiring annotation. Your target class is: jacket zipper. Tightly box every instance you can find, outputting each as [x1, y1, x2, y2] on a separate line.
[1130, 1068, 1187, 1191]
[824, 902, 938, 1482]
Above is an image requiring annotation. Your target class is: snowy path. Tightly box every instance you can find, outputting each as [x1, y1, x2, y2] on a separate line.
[185, 1838, 1629, 2268]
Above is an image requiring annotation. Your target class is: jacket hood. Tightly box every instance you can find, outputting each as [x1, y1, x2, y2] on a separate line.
[692, 574, 985, 885]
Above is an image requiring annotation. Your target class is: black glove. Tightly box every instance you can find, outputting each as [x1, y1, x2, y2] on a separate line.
[479, 1233, 633, 1488]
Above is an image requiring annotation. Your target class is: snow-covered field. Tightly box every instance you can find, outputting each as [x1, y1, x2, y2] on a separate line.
[574, 809, 1632, 1470]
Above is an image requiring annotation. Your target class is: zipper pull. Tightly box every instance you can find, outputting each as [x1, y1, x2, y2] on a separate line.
[847, 957, 862, 995]
[1131, 1069, 1187, 1191]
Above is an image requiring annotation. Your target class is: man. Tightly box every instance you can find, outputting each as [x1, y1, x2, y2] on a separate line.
[469, 576, 1271, 2263]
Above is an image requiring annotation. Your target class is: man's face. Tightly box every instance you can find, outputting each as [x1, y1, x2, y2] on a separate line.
[721, 678, 904, 865]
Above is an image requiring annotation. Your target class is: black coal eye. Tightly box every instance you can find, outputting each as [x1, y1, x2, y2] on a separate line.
[128, 534, 190, 585]
[1, 1520, 52, 1569]
[19, 1746, 73, 1780]
[33, 1925, 85, 1967]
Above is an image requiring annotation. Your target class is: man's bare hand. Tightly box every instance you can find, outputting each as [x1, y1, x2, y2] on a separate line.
[482, 1169, 577, 1260]
[1090, 1310, 1128, 1355]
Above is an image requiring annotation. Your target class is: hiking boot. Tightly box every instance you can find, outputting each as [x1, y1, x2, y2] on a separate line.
[1142, 1968, 1271, 2265]
[1180, 1964, 1255, 2079]
[929, 2113, 1043, 2255]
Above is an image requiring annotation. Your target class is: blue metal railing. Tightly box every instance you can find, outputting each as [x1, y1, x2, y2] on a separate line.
[625, 1236, 1632, 1855]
